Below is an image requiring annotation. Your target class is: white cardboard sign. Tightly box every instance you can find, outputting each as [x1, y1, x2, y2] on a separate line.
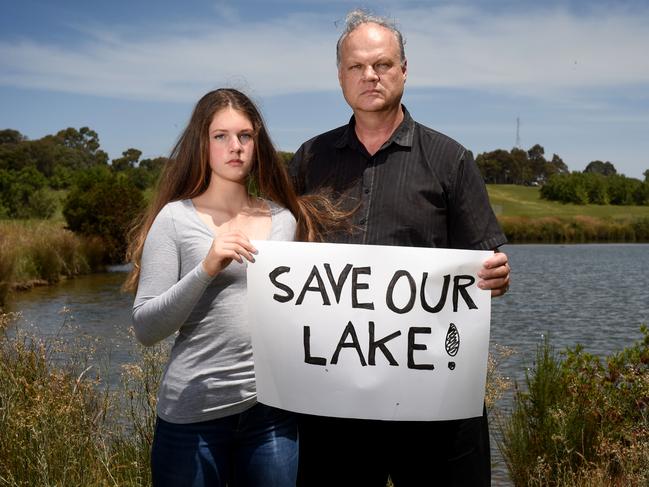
[246, 241, 492, 421]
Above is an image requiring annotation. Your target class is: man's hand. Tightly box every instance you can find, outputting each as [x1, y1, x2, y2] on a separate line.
[477, 251, 510, 297]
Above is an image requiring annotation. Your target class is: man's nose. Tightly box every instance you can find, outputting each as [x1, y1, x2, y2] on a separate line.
[362, 65, 379, 81]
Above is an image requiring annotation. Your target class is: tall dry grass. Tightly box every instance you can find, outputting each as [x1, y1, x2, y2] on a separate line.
[499, 216, 649, 244]
[0, 220, 107, 308]
[0, 312, 168, 486]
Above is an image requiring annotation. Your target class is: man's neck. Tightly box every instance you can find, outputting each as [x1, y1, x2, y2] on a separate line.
[353, 105, 404, 156]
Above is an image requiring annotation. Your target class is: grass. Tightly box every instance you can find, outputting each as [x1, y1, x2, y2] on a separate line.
[0, 308, 515, 487]
[487, 184, 649, 219]
[2, 311, 646, 486]
[0, 311, 167, 487]
[0, 220, 107, 308]
[487, 185, 649, 243]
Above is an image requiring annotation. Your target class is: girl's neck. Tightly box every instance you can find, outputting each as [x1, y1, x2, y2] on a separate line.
[192, 178, 253, 217]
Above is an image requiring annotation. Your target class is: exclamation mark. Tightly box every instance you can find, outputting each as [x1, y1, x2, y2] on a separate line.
[445, 323, 459, 370]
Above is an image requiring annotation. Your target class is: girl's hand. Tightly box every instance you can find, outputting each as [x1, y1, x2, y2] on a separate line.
[202, 231, 258, 277]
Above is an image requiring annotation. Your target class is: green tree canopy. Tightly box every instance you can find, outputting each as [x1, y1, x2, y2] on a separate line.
[584, 160, 617, 176]
[111, 148, 142, 172]
[63, 167, 145, 263]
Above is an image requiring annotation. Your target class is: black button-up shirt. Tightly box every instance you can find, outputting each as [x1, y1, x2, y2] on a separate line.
[290, 106, 506, 250]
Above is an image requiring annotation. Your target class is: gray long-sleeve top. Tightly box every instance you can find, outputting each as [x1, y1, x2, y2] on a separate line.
[132, 199, 296, 424]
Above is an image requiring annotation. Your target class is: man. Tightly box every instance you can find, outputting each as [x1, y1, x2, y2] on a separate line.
[290, 9, 510, 487]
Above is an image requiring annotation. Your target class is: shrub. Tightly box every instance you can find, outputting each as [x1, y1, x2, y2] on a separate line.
[63, 168, 145, 263]
[500, 330, 649, 486]
[27, 188, 58, 219]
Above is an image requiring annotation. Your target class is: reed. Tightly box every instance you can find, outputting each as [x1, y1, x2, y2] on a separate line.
[0, 312, 167, 486]
[0, 220, 107, 308]
[499, 216, 649, 244]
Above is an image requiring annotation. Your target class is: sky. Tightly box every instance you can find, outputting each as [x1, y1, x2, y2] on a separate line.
[1, 0, 648, 179]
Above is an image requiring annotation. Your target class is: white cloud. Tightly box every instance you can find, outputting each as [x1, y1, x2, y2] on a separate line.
[402, 5, 649, 96]
[1, 4, 648, 101]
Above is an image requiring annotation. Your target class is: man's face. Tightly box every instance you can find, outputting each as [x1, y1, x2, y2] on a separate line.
[338, 22, 407, 115]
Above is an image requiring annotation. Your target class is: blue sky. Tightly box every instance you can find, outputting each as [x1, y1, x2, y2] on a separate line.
[1, 0, 648, 179]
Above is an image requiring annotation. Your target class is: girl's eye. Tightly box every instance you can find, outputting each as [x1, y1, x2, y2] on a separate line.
[214, 134, 226, 141]
[238, 134, 253, 143]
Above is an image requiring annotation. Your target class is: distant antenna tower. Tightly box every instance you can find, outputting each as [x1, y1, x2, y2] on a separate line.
[515, 117, 521, 148]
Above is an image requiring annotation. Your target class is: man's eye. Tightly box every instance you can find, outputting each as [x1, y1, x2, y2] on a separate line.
[350, 65, 362, 70]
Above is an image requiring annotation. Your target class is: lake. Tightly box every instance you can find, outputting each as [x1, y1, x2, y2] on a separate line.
[7, 243, 649, 484]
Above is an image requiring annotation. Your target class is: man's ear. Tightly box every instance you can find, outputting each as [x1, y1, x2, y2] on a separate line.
[402, 58, 408, 82]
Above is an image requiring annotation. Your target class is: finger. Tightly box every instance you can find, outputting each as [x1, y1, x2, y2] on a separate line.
[478, 274, 510, 290]
[223, 249, 244, 264]
[483, 253, 508, 269]
[219, 242, 255, 263]
[480, 264, 509, 280]
[220, 233, 258, 254]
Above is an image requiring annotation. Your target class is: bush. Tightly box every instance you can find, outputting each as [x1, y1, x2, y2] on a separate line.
[500, 330, 649, 486]
[27, 188, 58, 219]
[0, 166, 51, 218]
[541, 172, 648, 207]
[63, 168, 145, 263]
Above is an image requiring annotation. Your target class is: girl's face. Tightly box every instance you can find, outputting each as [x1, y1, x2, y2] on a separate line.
[207, 106, 255, 185]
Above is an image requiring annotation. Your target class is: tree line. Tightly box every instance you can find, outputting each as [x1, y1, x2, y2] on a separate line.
[0, 127, 164, 261]
[2, 127, 649, 263]
[0, 127, 294, 262]
[476, 144, 649, 206]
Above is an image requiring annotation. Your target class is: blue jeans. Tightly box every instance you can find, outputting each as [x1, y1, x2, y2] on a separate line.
[151, 403, 298, 487]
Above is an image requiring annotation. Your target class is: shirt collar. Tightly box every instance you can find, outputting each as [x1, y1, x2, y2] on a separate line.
[334, 105, 415, 152]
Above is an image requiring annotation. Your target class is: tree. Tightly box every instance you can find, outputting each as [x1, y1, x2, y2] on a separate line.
[49, 127, 109, 168]
[584, 160, 617, 176]
[0, 129, 26, 145]
[54, 126, 99, 153]
[135, 156, 167, 188]
[510, 148, 531, 185]
[277, 151, 294, 165]
[527, 144, 547, 183]
[111, 148, 142, 172]
[63, 167, 145, 263]
[476, 150, 507, 184]
[545, 154, 569, 180]
[607, 174, 640, 205]
[0, 165, 51, 218]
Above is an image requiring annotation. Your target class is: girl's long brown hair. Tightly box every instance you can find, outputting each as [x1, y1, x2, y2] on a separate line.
[123, 88, 349, 293]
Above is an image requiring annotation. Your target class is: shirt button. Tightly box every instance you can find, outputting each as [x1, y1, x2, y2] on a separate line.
[359, 218, 366, 225]
[364, 188, 370, 194]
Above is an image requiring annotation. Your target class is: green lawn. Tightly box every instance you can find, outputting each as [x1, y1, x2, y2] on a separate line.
[487, 184, 649, 219]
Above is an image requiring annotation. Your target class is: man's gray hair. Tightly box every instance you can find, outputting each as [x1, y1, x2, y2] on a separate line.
[335, 9, 406, 68]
